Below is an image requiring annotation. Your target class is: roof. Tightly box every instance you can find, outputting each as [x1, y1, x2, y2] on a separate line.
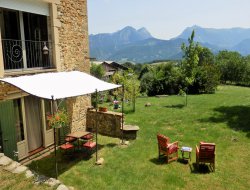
[92, 61, 128, 70]
[0, 71, 121, 100]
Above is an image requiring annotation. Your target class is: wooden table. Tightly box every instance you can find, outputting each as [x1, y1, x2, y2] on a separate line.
[66, 131, 91, 149]
[67, 131, 91, 139]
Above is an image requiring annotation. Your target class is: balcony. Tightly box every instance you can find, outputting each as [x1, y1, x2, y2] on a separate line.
[2, 39, 54, 72]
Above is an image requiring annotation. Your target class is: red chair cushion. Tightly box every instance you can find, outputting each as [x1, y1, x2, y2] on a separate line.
[60, 143, 74, 150]
[81, 134, 93, 140]
[65, 137, 77, 142]
[83, 141, 96, 149]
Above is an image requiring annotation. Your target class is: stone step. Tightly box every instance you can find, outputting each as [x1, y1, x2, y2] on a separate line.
[0, 155, 13, 166]
[4, 161, 20, 172]
[0, 153, 4, 158]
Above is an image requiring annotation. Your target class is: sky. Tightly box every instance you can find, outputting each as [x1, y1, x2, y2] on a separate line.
[87, 0, 250, 40]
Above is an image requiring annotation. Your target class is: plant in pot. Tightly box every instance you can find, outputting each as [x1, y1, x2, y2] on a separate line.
[113, 100, 119, 109]
[47, 109, 69, 128]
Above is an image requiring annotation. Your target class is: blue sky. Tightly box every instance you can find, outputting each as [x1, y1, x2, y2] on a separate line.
[87, 0, 250, 40]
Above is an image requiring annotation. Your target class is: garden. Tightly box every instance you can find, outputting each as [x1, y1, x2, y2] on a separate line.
[12, 85, 248, 190]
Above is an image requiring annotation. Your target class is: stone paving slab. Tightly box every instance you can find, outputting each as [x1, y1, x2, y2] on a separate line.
[57, 184, 69, 190]
[25, 170, 35, 178]
[4, 161, 20, 172]
[12, 165, 28, 174]
[44, 178, 61, 187]
[0, 156, 13, 166]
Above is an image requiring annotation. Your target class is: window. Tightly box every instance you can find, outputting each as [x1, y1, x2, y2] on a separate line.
[1, 8, 53, 70]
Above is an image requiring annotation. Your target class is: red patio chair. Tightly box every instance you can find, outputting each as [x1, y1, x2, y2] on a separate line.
[65, 136, 77, 143]
[196, 142, 216, 172]
[81, 133, 93, 141]
[60, 142, 75, 155]
[82, 134, 96, 156]
[157, 134, 179, 163]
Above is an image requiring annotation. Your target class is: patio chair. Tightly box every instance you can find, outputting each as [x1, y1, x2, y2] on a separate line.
[82, 133, 96, 156]
[65, 136, 77, 143]
[196, 142, 216, 172]
[157, 134, 178, 163]
[59, 142, 75, 155]
[80, 133, 93, 141]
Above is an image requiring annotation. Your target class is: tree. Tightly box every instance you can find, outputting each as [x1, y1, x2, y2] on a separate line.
[215, 51, 246, 84]
[190, 47, 220, 94]
[181, 30, 200, 87]
[111, 69, 140, 111]
[181, 30, 200, 105]
[140, 63, 183, 96]
[90, 63, 105, 79]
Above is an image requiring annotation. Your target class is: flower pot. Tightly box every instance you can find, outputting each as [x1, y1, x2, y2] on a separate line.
[53, 124, 62, 129]
[99, 107, 108, 112]
[114, 104, 119, 109]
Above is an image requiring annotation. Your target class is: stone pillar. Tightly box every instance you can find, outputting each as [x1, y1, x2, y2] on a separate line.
[57, 0, 91, 131]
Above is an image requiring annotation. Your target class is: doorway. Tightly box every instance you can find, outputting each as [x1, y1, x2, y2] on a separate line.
[24, 96, 43, 152]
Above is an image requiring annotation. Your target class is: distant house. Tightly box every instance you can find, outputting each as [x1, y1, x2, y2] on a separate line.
[92, 61, 128, 79]
[0, 0, 90, 161]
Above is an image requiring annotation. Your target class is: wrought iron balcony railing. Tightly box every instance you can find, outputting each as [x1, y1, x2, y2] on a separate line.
[2, 39, 55, 71]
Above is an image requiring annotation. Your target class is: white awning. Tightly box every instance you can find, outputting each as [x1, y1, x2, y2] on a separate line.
[0, 71, 121, 100]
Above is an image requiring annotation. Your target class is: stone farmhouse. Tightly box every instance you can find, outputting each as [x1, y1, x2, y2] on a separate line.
[0, 0, 90, 161]
[92, 61, 128, 80]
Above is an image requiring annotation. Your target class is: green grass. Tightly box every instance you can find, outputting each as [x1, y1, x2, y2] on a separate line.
[0, 166, 52, 190]
[29, 85, 250, 190]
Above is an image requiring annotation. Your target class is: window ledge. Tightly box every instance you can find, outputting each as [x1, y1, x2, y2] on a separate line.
[4, 68, 57, 77]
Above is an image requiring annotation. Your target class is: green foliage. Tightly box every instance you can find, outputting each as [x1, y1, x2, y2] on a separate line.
[181, 32, 220, 94]
[90, 63, 105, 79]
[47, 109, 68, 128]
[111, 69, 140, 101]
[181, 30, 200, 88]
[140, 63, 183, 96]
[215, 50, 249, 85]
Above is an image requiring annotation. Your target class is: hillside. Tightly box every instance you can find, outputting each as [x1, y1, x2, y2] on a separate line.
[89, 26, 250, 63]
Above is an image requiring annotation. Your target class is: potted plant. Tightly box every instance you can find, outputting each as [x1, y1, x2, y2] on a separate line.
[47, 109, 69, 128]
[113, 100, 119, 109]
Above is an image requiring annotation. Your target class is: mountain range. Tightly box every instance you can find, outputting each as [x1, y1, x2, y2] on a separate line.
[89, 25, 250, 63]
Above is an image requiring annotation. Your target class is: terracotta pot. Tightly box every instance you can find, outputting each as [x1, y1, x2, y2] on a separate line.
[99, 107, 108, 112]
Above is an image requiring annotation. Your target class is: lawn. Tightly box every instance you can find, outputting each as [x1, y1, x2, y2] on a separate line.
[0, 166, 52, 190]
[29, 85, 250, 190]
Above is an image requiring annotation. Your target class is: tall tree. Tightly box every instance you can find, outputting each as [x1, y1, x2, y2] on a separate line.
[181, 30, 200, 105]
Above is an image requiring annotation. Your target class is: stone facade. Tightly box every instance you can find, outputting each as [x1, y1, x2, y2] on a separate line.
[0, 83, 22, 100]
[54, 0, 90, 131]
[0, 0, 90, 131]
[86, 109, 123, 138]
[86, 109, 140, 139]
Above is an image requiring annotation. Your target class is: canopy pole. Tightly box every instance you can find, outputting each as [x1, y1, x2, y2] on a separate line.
[95, 89, 98, 162]
[52, 96, 58, 179]
[121, 84, 124, 144]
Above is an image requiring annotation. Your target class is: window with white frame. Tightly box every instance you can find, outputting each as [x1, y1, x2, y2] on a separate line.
[0, 0, 53, 71]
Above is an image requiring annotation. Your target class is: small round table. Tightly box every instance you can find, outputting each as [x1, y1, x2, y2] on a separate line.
[181, 146, 192, 161]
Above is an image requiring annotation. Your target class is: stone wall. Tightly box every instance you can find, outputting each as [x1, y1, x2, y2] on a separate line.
[86, 109, 123, 138]
[0, 83, 24, 100]
[56, 0, 91, 131]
